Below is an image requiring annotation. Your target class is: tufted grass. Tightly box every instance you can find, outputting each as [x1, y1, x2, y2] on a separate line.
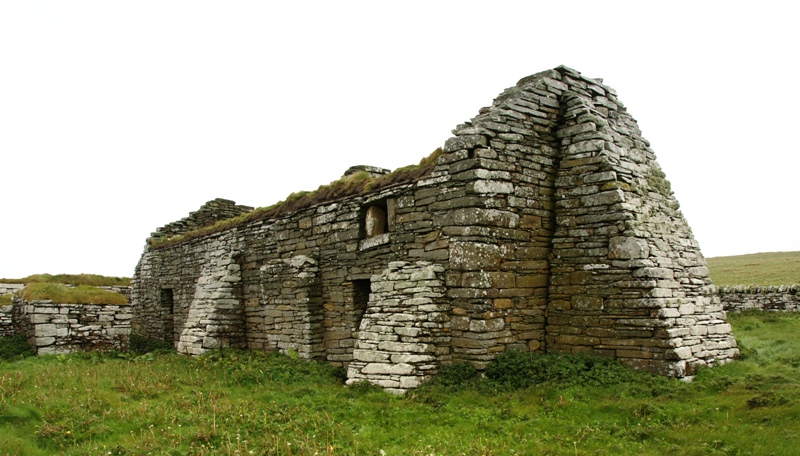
[0, 274, 130, 287]
[707, 251, 800, 286]
[19, 283, 127, 305]
[1, 312, 800, 454]
[149, 148, 442, 250]
[0, 295, 11, 306]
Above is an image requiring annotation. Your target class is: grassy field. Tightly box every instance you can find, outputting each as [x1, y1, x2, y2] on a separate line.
[18, 283, 127, 305]
[0, 274, 130, 287]
[1, 312, 800, 455]
[707, 251, 800, 286]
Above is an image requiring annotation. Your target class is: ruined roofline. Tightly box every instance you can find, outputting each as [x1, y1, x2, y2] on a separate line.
[147, 65, 619, 251]
[132, 64, 738, 385]
[148, 148, 443, 250]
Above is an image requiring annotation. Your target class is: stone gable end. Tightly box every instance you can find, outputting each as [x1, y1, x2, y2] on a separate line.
[130, 66, 738, 392]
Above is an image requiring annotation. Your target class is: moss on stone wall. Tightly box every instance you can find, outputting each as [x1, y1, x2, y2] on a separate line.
[646, 167, 673, 197]
[20, 283, 128, 305]
[149, 148, 442, 250]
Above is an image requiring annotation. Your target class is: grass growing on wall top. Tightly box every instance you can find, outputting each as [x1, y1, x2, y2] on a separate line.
[0, 294, 11, 306]
[707, 251, 800, 286]
[0, 273, 130, 287]
[149, 148, 442, 250]
[19, 283, 127, 305]
[1, 312, 800, 455]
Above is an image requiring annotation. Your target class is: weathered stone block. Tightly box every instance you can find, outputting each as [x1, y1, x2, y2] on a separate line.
[571, 296, 603, 310]
[444, 135, 488, 153]
[609, 237, 649, 260]
[361, 362, 415, 375]
[580, 189, 625, 206]
[450, 242, 501, 271]
[470, 180, 514, 195]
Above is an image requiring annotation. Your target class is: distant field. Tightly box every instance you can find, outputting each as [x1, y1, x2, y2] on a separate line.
[0, 252, 795, 290]
[0, 273, 130, 287]
[707, 251, 800, 287]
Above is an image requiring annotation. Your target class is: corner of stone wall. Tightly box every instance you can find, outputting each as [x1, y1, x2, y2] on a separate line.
[432, 68, 562, 368]
[545, 67, 737, 376]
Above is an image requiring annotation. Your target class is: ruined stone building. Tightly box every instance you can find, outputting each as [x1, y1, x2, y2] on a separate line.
[130, 66, 738, 393]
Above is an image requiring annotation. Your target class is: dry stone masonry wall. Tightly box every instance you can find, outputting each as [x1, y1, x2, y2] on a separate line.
[131, 66, 738, 392]
[256, 255, 325, 359]
[720, 285, 800, 312]
[0, 283, 25, 296]
[347, 261, 449, 393]
[11, 298, 131, 354]
[0, 305, 12, 337]
[149, 198, 254, 242]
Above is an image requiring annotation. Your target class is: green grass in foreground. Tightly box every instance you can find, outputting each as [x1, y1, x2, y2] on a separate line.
[707, 251, 800, 286]
[19, 283, 127, 305]
[0, 295, 11, 306]
[0, 274, 130, 287]
[1, 312, 800, 455]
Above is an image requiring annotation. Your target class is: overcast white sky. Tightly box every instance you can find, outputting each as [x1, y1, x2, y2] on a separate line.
[1, 1, 797, 279]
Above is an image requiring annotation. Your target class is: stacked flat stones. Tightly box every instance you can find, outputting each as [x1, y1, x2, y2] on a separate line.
[720, 285, 800, 312]
[255, 255, 325, 359]
[0, 283, 24, 296]
[347, 261, 448, 393]
[175, 232, 247, 355]
[0, 305, 12, 337]
[149, 198, 254, 242]
[131, 65, 737, 392]
[11, 298, 130, 354]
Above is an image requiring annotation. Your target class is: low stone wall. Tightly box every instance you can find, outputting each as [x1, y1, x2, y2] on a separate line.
[11, 298, 131, 354]
[719, 285, 799, 312]
[0, 283, 25, 296]
[0, 305, 12, 337]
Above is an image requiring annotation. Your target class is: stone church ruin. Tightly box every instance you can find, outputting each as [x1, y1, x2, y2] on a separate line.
[130, 66, 738, 393]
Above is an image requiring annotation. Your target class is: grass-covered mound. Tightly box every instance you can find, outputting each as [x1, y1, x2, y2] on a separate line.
[19, 283, 127, 305]
[707, 251, 800, 286]
[0, 274, 130, 287]
[1, 312, 799, 455]
[150, 148, 442, 250]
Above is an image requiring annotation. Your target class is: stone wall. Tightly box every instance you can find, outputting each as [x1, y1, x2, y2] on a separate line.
[0, 305, 12, 337]
[347, 261, 449, 393]
[149, 198, 254, 242]
[719, 285, 800, 312]
[131, 66, 737, 391]
[11, 298, 131, 354]
[0, 283, 25, 296]
[256, 255, 325, 359]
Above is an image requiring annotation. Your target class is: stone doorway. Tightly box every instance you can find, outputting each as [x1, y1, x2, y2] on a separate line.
[160, 288, 174, 346]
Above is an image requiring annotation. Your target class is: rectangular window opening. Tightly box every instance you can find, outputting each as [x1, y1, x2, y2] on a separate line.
[364, 202, 388, 238]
